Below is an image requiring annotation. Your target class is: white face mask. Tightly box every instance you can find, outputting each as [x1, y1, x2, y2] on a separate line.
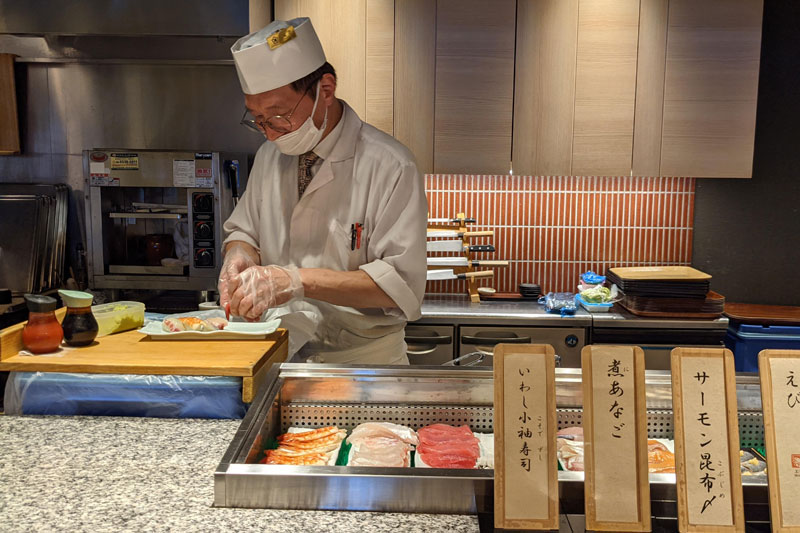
[272, 82, 328, 156]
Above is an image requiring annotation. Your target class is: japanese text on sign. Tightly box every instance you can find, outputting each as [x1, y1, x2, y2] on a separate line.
[681, 357, 734, 526]
[503, 353, 550, 520]
[589, 346, 640, 524]
[767, 358, 800, 527]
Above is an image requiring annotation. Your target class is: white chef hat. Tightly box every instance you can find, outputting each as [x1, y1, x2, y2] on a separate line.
[231, 17, 327, 95]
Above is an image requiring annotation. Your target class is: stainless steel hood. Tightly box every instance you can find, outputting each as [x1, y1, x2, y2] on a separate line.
[0, 0, 249, 36]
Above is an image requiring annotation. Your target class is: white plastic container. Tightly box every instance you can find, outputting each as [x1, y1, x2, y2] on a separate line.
[575, 294, 614, 313]
[92, 301, 145, 337]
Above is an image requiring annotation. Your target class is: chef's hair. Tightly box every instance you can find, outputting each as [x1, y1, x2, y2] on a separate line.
[291, 62, 337, 95]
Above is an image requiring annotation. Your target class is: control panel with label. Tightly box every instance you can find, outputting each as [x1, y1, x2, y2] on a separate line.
[192, 192, 215, 268]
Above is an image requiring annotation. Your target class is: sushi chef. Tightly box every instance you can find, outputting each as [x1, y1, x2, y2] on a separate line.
[219, 18, 427, 364]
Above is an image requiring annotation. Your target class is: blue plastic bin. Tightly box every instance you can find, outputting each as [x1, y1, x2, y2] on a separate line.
[3, 372, 247, 418]
[724, 324, 800, 372]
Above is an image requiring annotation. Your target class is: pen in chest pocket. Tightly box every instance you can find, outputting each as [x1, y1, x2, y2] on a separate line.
[350, 223, 363, 251]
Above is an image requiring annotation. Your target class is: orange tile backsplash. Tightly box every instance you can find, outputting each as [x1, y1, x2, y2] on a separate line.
[425, 175, 696, 294]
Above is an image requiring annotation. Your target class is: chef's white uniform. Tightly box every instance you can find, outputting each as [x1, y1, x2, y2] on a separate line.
[223, 101, 427, 364]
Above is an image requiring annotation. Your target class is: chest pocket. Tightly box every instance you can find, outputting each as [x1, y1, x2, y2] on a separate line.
[322, 219, 367, 271]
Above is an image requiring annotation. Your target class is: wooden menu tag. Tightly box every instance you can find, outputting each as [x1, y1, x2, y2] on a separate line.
[582, 345, 650, 531]
[671, 347, 744, 532]
[758, 349, 800, 532]
[494, 343, 558, 530]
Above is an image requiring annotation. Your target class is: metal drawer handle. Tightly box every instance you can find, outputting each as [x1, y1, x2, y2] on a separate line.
[406, 346, 438, 355]
[444, 351, 487, 366]
[460, 335, 532, 345]
[404, 335, 452, 345]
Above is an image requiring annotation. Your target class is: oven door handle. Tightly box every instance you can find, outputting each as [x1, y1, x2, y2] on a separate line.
[460, 335, 532, 345]
[404, 335, 452, 345]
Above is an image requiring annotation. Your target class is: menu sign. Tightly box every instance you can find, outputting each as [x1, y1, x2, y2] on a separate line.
[494, 343, 558, 530]
[759, 350, 800, 532]
[582, 345, 650, 531]
[672, 348, 744, 532]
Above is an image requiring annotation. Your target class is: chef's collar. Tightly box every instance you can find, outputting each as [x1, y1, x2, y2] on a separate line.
[310, 100, 345, 161]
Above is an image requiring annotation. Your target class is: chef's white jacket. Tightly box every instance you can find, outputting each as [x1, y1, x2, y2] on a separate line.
[223, 101, 427, 363]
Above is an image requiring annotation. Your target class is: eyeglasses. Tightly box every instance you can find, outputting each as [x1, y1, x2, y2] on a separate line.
[240, 89, 310, 135]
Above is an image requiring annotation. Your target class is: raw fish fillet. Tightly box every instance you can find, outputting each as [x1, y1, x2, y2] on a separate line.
[278, 426, 340, 443]
[556, 426, 584, 441]
[416, 424, 480, 469]
[557, 438, 584, 471]
[263, 451, 328, 465]
[347, 422, 419, 446]
[418, 453, 477, 469]
[265, 426, 346, 466]
[349, 436, 411, 467]
[647, 439, 675, 473]
[418, 424, 476, 447]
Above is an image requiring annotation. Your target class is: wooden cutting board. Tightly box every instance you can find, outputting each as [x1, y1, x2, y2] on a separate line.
[0, 316, 288, 403]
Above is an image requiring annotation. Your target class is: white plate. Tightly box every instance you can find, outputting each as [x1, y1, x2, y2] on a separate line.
[137, 319, 281, 340]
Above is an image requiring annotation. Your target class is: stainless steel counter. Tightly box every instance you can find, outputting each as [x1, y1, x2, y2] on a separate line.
[419, 294, 592, 326]
[214, 363, 768, 527]
[419, 294, 728, 331]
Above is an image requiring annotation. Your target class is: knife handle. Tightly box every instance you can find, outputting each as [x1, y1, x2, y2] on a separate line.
[472, 260, 508, 267]
[468, 245, 495, 253]
[463, 270, 494, 279]
[463, 231, 494, 238]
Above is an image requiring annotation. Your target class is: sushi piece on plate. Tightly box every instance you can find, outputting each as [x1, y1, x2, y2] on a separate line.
[162, 316, 216, 332]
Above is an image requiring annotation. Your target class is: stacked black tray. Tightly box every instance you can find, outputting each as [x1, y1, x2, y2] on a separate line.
[607, 266, 721, 318]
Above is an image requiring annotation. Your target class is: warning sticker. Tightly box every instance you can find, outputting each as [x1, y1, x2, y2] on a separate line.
[89, 161, 110, 186]
[194, 152, 214, 188]
[173, 159, 196, 187]
[110, 153, 139, 170]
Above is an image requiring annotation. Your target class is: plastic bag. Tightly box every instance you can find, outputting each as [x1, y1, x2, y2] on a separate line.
[578, 270, 607, 292]
[539, 292, 577, 316]
[3, 371, 247, 418]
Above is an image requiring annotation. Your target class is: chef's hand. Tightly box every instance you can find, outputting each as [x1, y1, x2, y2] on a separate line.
[218, 242, 258, 312]
[228, 265, 304, 321]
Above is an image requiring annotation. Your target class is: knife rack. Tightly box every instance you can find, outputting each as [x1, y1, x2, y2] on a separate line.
[427, 212, 498, 303]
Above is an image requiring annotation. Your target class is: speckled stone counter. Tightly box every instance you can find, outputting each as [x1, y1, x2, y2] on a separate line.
[0, 416, 480, 533]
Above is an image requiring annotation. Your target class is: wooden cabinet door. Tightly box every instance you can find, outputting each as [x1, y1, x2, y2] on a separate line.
[275, 0, 394, 134]
[394, 0, 436, 173]
[660, 0, 763, 178]
[571, 0, 640, 176]
[512, 0, 579, 176]
[631, 0, 669, 177]
[433, 0, 516, 174]
[0, 54, 20, 155]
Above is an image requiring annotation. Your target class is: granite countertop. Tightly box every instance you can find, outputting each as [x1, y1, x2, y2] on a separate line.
[0, 415, 480, 533]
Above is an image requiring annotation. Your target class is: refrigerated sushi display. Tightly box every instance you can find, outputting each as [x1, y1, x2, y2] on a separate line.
[214, 364, 770, 527]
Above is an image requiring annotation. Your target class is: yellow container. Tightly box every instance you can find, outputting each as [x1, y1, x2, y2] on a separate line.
[91, 301, 145, 337]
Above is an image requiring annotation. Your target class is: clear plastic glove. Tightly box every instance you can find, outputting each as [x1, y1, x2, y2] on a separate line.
[218, 243, 258, 313]
[228, 265, 304, 321]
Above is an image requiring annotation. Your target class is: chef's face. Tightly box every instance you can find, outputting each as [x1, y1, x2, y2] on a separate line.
[244, 74, 335, 142]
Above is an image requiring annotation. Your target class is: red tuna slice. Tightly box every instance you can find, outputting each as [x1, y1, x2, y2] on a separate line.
[418, 451, 478, 469]
[418, 424, 475, 446]
[417, 441, 480, 459]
